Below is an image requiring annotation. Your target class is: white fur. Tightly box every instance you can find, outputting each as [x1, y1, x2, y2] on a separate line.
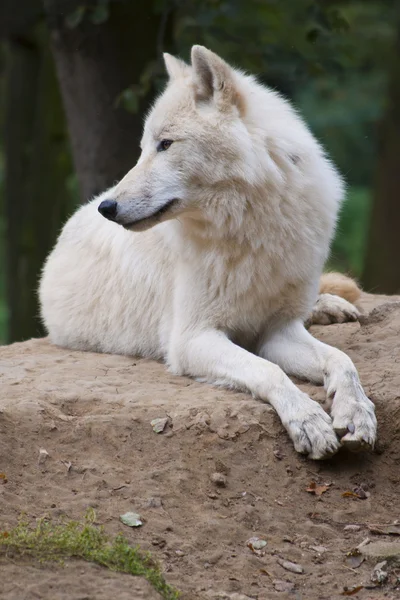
[39, 46, 377, 459]
[308, 293, 360, 326]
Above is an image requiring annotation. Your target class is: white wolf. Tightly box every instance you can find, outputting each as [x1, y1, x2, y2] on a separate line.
[40, 46, 377, 459]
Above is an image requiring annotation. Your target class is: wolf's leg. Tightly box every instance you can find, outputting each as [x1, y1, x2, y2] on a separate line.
[307, 293, 360, 326]
[260, 320, 377, 451]
[169, 329, 340, 459]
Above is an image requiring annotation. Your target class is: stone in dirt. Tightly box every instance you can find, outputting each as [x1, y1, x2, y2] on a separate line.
[150, 417, 169, 433]
[211, 472, 227, 487]
[277, 558, 304, 574]
[246, 537, 267, 555]
[273, 580, 295, 592]
[309, 545, 328, 553]
[38, 448, 49, 466]
[145, 497, 163, 508]
[360, 541, 400, 564]
[344, 525, 361, 532]
[371, 560, 388, 584]
[119, 512, 143, 527]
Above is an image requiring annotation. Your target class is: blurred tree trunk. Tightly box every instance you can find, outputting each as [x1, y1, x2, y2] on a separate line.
[43, 0, 175, 201]
[4, 28, 72, 342]
[363, 17, 400, 294]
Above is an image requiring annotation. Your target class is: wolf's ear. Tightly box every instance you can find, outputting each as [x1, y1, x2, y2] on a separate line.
[191, 45, 243, 113]
[163, 53, 191, 80]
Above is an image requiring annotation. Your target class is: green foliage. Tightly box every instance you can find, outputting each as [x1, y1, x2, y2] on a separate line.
[329, 187, 372, 277]
[0, 510, 180, 600]
[91, 0, 110, 25]
[65, 5, 86, 28]
[65, 1, 110, 29]
[297, 72, 385, 186]
[0, 0, 398, 340]
[174, 0, 395, 185]
[116, 60, 159, 115]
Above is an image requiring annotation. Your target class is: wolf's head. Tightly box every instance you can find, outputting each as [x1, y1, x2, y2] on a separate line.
[98, 46, 264, 233]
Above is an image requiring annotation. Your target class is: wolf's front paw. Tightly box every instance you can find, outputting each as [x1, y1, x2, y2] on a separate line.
[284, 399, 340, 460]
[331, 390, 377, 452]
[309, 293, 360, 326]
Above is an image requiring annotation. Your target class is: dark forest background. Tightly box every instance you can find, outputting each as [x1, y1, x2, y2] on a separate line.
[0, 0, 399, 344]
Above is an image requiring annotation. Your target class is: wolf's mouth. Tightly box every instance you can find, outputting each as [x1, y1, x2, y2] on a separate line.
[120, 198, 179, 229]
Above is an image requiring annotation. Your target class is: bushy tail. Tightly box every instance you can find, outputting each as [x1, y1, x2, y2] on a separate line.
[319, 272, 361, 304]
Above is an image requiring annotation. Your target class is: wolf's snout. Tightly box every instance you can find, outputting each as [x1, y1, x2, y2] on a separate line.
[98, 199, 118, 221]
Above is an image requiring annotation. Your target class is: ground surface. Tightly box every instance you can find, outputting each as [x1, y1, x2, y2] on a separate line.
[1, 293, 400, 600]
[1, 560, 162, 599]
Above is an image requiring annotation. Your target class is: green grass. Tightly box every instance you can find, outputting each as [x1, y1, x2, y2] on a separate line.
[0, 510, 179, 600]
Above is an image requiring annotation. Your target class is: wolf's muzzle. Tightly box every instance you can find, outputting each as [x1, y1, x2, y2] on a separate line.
[98, 199, 118, 221]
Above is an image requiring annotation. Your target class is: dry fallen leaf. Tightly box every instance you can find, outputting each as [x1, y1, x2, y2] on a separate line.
[306, 481, 331, 496]
[247, 536, 267, 555]
[342, 491, 363, 499]
[120, 512, 143, 527]
[150, 417, 169, 434]
[368, 524, 400, 536]
[345, 550, 364, 569]
[356, 537, 370, 550]
[341, 585, 364, 596]
[0, 473, 8, 484]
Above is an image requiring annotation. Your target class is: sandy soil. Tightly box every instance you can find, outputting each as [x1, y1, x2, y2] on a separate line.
[1, 293, 400, 599]
[1, 560, 162, 599]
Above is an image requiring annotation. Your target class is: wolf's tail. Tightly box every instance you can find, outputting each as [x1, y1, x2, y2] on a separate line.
[319, 272, 361, 304]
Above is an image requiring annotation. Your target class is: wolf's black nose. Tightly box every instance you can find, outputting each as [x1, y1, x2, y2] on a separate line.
[98, 199, 118, 221]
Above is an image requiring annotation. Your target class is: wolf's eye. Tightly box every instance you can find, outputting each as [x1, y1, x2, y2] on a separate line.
[157, 139, 173, 152]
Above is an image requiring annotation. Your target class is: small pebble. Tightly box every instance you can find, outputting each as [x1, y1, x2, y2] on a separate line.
[344, 524, 361, 532]
[151, 537, 166, 548]
[150, 417, 169, 433]
[371, 560, 388, 584]
[273, 580, 295, 592]
[146, 496, 162, 508]
[204, 551, 223, 565]
[38, 448, 49, 466]
[247, 537, 267, 552]
[120, 512, 142, 527]
[309, 545, 328, 553]
[211, 472, 227, 487]
[277, 558, 304, 574]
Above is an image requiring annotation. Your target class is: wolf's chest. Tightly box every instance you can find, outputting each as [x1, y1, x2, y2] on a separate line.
[206, 256, 292, 333]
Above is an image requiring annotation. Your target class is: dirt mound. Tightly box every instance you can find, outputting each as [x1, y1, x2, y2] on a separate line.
[0, 560, 161, 600]
[1, 293, 400, 599]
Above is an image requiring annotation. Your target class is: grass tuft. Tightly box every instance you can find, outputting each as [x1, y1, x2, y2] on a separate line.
[0, 509, 179, 600]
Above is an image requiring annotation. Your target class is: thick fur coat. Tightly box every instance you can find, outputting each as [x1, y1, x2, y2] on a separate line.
[40, 46, 376, 459]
